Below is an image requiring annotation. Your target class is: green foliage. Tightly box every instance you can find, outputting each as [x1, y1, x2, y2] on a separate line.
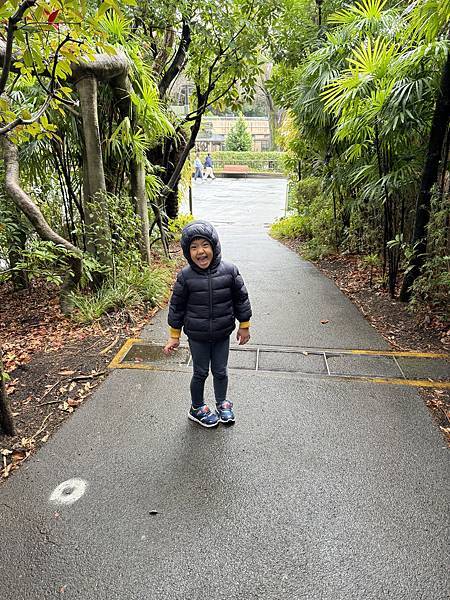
[0, 238, 103, 287]
[197, 151, 284, 173]
[69, 264, 172, 323]
[270, 215, 309, 239]
[289, 177, 321, 213]
[282, 174, 334, 252]
[410, 190, 450, 316]
[0, 197, 31, 267]
[411, 256, 450, 318]
[363, 253, 381, 268]
[168, 214, 194, 240]
[9, 240, 66, 286]
[301, 238, 334, 261]
[363, 252, 382, 286]
[271, 189, 335, 260]
[0, 0, 124, 142]
[269, 0, 450, 306]
[184, 1, 279, 114]
[224, 115, 253, 151]
[270, 214, 334, 260]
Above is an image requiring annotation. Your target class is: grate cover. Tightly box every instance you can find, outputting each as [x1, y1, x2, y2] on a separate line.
[109, 340, 450, 388]
[120, 341, 190, 368]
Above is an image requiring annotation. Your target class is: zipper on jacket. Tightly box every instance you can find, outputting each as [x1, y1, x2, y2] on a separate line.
[208, 268, 213, 338]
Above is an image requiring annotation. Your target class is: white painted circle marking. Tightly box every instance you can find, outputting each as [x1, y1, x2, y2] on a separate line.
[49, 478, 88, 506]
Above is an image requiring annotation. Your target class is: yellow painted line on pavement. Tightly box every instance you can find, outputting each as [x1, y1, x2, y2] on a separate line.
[336, 375, 450, 389]
[109, 362, 184, 373]
[108, 338, 143, 370]
[346, 349, 448, 359]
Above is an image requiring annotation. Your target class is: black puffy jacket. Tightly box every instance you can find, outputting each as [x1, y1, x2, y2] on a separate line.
[168, 221, 252, 342]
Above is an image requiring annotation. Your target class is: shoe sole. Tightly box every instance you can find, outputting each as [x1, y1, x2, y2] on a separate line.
[218, 416, 235, 425]
[188, 413, 219, 428]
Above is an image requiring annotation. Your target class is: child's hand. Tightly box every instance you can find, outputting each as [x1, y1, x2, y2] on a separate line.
[236, 328, 250, 345]
[163, 337, 180, 355]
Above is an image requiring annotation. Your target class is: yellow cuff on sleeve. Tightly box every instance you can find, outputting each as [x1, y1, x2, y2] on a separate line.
[239, 321, 250, 329]
[169, 327, 181, 338]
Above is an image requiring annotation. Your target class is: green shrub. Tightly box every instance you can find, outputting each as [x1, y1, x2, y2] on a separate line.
[289, 177, 321, 213]
[69, 263, 172, 323]
[195, 151, 285, 173]
[168, 213, 194, 240]
[271, 188, 336, 260]
[270, 215, 309, 239]
[409, 192, 450, 318]
[301, 239, 334, 261]
[410, 256, 450, 319]
[3, 239, 99, 286]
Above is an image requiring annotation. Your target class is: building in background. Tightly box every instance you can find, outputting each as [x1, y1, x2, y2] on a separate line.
[196, 116, 271, 152]
[170, 75, 272, 151]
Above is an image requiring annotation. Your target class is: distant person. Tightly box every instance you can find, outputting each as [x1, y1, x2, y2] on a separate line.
[164, 220, 252, 428]
[193, 153, 203, 181]
[204, 153, 215, 179]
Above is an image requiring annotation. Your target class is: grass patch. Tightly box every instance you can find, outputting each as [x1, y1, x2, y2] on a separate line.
[70, 264, 172, 324]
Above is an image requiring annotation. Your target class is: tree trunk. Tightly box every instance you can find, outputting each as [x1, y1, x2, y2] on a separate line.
[130, 159, 151, 265]
[8, 220, 29, 291]
[76, 75, 112, 275]
[400, 53, 450, 301]
[0, 348, 15, 436]
[1, 135, 82, 313]
[160, 115, 203, 215]
[265, 91, 280, 151]
[108, 71, 155, 265]
[164, 130, 189, 220]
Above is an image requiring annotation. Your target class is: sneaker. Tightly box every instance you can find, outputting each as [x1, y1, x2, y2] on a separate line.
[216, 401, 235, 424]
[188, 405, 219, 428]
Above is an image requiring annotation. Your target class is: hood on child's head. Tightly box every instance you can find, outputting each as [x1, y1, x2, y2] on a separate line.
[180, 220, 222, 268]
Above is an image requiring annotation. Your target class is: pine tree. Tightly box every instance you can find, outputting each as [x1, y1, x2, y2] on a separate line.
[225, 115, 253, 151]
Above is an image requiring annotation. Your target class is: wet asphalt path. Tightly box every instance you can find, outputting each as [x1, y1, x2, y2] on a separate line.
[0, 178, 448, 599]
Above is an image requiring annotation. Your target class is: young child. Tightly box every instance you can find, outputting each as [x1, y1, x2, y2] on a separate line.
[163, 220, 251, 428]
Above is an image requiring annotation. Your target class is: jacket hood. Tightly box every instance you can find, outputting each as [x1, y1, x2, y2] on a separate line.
[180, 220, 222, 270]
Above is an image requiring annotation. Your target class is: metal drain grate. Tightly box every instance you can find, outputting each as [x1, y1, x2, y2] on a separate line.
[109, 340, 450, 388]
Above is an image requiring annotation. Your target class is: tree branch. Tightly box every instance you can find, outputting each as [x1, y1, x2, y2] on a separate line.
[1, 136, 81, 255]
[0, 93, 53, 135]
[0, 0, 37, 96]
[184, 77, 238, 122]
[158, 19, 191, 97]
[1, 135, 82, 312]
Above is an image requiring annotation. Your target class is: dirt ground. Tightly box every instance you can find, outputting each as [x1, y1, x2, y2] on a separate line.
[0, 281, 158, 480]
[1, 248, 449, 479]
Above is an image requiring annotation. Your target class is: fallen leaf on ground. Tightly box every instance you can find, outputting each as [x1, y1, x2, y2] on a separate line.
[67, 398, 81, 407]
[11, 449, 28, 462]
[320, 320, 330, 324]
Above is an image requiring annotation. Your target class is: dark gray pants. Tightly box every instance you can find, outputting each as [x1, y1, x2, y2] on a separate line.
[188, 337, 230, 408]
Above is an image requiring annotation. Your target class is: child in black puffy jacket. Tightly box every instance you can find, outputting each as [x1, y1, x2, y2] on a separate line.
[164, 220, 251, 428]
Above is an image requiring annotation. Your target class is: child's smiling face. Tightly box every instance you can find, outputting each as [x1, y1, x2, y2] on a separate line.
[190, 237, 213, 269]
